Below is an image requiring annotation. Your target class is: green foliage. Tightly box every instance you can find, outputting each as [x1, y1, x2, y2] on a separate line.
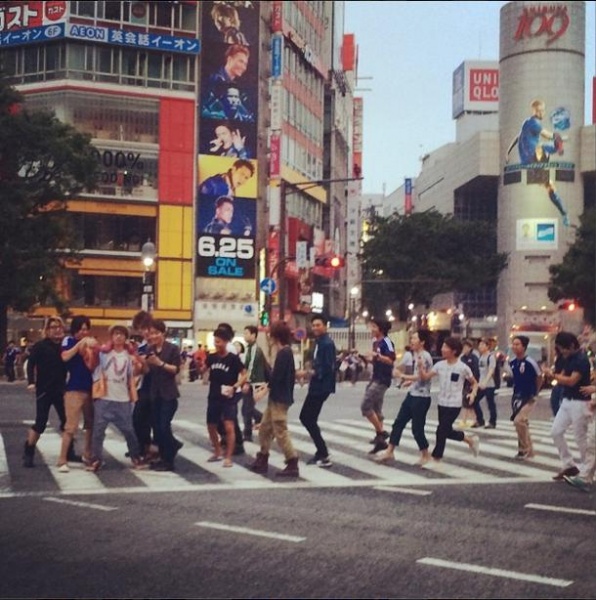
[0, 75, 98, 343]
[548, 209, 596, 326]
[360, 209, 508, 319]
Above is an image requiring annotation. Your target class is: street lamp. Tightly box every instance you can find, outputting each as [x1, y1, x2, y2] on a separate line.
[141, 239, 156, 312]
[349, 285, 360, 351]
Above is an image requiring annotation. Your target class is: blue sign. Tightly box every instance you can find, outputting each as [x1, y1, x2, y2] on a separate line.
[0, 23, 64, 47]
[405, 178, 412, 195]
[66, 24, 201, 55]
[260, 278, 277, 295]
[537, 223, 556, 242]
[271, 34, 283, 78]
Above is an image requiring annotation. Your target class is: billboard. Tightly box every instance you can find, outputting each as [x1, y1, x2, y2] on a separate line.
[452, 61, 499, 119]
[197, 1, 260, 280]
[0, 1, 68, 32]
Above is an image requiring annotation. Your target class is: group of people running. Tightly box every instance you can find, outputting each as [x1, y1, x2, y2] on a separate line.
[21, 310, 596, 491]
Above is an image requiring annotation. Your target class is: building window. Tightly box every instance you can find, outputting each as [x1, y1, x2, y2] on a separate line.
[72, 213, 156, 252]
[70, 274, 143, 308]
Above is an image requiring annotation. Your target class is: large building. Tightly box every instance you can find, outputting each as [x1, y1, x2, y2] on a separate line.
[1, 1, 359, 345]
[374, 0, 595, 352]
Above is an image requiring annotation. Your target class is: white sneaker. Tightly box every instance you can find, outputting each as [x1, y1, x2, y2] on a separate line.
[57, 463, 70, 473]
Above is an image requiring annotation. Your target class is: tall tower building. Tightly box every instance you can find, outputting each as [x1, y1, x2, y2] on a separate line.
[498, 1, 586, 343]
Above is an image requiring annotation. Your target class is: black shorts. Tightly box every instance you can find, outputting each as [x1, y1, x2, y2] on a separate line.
[207, 397, 239, 425]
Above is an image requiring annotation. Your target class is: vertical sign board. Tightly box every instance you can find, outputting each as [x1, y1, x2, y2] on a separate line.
[197, 1, 260, 280]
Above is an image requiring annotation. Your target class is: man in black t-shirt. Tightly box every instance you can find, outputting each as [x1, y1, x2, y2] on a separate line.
[203, 327, 246, 468]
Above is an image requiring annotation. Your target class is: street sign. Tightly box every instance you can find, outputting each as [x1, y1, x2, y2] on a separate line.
[294, 327, 307, 341]
[260, 277, 277, 295]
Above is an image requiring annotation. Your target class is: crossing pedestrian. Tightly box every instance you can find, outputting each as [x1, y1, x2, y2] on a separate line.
[424, 337, 480, 462]
[23, 317, 67, 468]
[250, 321, 299, 477]
[86, 324, 146, 472]
[57, 315, 97, 471]
[300, 315, 336, 468]
[203, 326, 246, 468]
[457, 338, 479, 429]
[131, 310, 157, 461]
[507, 335, 542, 460]
[241, 325, 267, 442]
[361, 318, 396, 454]
[376, 329, 434, 466]
[473, 337, 498, 429]
[3, 340, 19, 382]
[546, 332, 593, 486]
[146, 319, 182, 472]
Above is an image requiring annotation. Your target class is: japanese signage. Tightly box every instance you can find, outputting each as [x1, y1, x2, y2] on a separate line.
[66, 24, 200, 54]
[0, 1, 67, 32]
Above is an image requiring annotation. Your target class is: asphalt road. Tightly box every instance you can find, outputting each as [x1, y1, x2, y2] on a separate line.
[0, 379, 594, 599]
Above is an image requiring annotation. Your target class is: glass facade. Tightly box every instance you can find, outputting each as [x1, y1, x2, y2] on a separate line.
[70, 274, 143, 308]
[2, 42, 196, 91]
[72, 214, 156, 252]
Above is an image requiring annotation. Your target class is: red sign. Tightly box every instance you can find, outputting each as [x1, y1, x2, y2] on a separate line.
[468, 69, 499, 102]
[0, 1, 67, 32]
[271, 1, 282, 33]
[514, 4, 569, 45]
[269, 133, 281, 178]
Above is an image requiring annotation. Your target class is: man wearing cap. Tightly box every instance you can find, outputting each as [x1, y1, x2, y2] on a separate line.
[87, 324, 146, 472]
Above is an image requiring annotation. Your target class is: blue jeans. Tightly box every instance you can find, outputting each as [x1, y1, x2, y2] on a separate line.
[152, 397, 178, 464]
[474, 387, 497, 426]
[389, 393, 431, 450]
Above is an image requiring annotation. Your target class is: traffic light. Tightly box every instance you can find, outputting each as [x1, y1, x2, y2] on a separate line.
[558, 299, 577, 311]
[259, 310, 270, 326]
[315, 255, 345, 268]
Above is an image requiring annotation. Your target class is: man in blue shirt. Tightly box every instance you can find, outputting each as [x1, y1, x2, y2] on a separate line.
[57, 315, 97, 471]
[361, 318, 396, 454]
[545, 332, 593, 489]
[300, 316, 337, 468]
[508, 335, 542, 460]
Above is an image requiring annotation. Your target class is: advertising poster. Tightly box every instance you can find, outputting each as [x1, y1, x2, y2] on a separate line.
[197, 1, 259, 280]
[503, 98, 575, 230]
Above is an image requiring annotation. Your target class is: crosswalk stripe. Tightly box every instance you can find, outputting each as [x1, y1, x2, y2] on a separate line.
[35, 430, 107, 493]
[0, 412, 584, 496]
[315, 419, 568, 481]
[292, 421, 499, 483]
[0, 433, 10, 493]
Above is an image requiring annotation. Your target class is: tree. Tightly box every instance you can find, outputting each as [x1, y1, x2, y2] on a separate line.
[548, 209, 596, 326]
[360, 209, 508, 321]
[0, 76, 98, 349]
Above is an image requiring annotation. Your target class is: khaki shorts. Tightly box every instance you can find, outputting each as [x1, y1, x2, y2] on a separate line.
[64, 391, 94, 434]
[360, 381, 388, 418]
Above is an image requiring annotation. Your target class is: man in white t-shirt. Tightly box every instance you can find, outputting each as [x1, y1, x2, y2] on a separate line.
[87, 325, 146, 472]
[423, 337, 480, 462]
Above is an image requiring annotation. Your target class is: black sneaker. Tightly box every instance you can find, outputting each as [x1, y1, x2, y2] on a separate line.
[23, 442, 35, 468]
[306, 456, 320, 465]
[368, 431, 389, 444]
[369, 439, 388, 454]
[150, 460, 175, 472]
[317, 457, 333, 468]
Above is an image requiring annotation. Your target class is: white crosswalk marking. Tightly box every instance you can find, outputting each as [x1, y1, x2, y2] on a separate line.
[0, 414, 581, 497]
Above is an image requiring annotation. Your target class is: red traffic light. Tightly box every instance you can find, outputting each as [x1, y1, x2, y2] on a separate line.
[315, 255, 345, 269]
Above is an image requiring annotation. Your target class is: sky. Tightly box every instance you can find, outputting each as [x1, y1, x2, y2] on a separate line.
[344, 1, 596, 195]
